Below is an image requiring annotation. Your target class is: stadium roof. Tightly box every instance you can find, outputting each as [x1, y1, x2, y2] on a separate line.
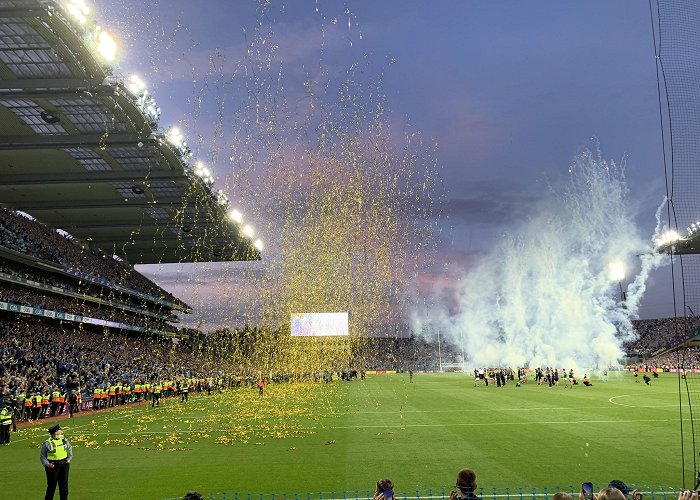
[656, 228, 700, 256]
[657, 237, 700, 255]
[0, 0, 261, 264]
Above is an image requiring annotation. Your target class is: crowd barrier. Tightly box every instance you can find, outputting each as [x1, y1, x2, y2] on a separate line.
[162, 486, 680, 500]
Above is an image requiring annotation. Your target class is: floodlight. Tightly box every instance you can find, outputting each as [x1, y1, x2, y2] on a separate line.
[194, 161, 204, 176]
[216, 190, 229, 206]
[243, 225, 255, 238]
[166, 127, 184, 148]
[656, 229, 681, 248]
[254, 239, 264, 251]
[128, 75, 146, 96]
[64, 0, 90, 24]
[608, 261, 625, 282]
[96, 29, 117, 62]
[144, 102, 160, 122]
[229, 209, 243, 223]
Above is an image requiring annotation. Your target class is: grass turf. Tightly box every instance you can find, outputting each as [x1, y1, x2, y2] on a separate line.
[3, 372, 689, 499]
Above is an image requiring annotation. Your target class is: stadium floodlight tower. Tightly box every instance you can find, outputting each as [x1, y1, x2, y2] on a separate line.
[608, 260, 626, 302]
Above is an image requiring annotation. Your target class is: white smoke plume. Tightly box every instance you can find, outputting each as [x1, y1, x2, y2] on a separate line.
[419, 150, 667, 370]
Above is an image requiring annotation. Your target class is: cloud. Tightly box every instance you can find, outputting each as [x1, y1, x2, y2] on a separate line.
[441, 189, 538, 226]
[137, 261, 264, 287]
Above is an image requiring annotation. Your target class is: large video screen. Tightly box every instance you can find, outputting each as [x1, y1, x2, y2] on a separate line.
[290, 312, 349, 337]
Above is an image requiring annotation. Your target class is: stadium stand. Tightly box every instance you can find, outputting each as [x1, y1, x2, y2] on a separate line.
[0, 0, 263, 435]
[626, 316, 700, 356]
[0, 207, 183, 305]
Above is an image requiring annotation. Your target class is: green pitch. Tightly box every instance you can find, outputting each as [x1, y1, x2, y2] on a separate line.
[4, 372, 689, 499]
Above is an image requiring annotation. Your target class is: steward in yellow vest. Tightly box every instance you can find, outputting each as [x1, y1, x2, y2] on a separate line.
[0, 403, 17, 444]
[40, 424, 72, 500]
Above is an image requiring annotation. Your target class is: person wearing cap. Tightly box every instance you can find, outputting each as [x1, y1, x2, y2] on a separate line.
[40, 424, 73, 500]
[0, 399, 17, 444]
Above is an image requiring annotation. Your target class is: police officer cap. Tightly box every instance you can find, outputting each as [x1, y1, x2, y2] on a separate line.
[48, 424, 61, 434]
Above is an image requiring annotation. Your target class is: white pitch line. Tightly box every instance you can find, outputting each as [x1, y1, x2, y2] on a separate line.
[608, 393, 678, 408]
[325, 417, 686, 430]
[11, 405, 154, 443]
[13, 416, 687, 440]
[8, 395, 681, 445]
[345, 406, 619, 414]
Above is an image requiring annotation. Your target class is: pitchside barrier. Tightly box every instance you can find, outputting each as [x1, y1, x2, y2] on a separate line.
[162, 485, 681, 500]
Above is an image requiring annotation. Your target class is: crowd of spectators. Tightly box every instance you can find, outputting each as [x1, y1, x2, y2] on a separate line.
[0, 258, 177, 320]
[0, 314, 233, 415]
[0, 208, 181, 304]
[627, 316, 700, 355]
[642, 347, 700, 370]
[347, 336, 461, 371]
[0, 280, 172, 331]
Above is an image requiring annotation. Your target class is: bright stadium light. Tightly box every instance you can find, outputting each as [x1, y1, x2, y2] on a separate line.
[254, 239, 264, 251]
[243, 225, 255, 238]
[656, 229, 681, 248]
[95, 28, 117, 62]
[608, 260, 625, 283]
[193, 163, 213, 185]
[194, 161, 205, 177]
[127, 74, 146, 96]
[216, 190, 229, 206]
[64, 0, 90, 24]
[166, 127, 185, 148]
[146, 103, 159, 116]
[228, 209, 243, 223]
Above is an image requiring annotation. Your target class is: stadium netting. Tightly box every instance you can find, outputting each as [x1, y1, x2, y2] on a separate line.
[653, 0, 700, 487]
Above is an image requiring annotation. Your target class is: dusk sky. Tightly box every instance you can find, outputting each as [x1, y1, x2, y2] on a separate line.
[93, 1, 676, 328]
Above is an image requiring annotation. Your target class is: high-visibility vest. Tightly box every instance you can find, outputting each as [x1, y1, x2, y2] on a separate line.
[46, 437, 68, 461]
[18, 393, 25, 404]
[24, 397, 32, 408]
[33, 395, 42, 406]
[108, 386, 116, 396]
[0, 407, 12, 425]
[51, 391, 60, 401]
[42, 394, 50, 404]
[154, 385, 161, 395]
